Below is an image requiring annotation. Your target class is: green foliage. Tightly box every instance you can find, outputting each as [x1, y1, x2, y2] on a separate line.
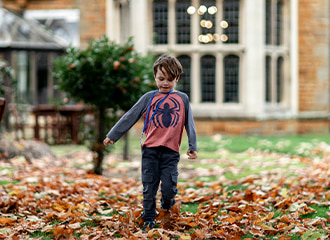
[53, 35, 155, 111]
[53, 35, 155, 174]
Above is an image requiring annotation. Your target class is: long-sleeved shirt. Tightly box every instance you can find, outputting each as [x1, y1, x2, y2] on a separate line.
[106, 90, 197, 153]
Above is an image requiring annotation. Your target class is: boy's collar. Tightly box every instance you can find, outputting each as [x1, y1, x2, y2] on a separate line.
[158, 89, 176, 94]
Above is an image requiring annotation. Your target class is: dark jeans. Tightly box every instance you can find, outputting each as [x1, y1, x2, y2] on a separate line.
[140, 146, 180, 221]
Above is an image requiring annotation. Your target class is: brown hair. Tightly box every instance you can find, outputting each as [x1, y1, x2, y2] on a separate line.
[153, 55, 183, 81]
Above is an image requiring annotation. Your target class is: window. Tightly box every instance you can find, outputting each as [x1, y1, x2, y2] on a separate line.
[24, 9, 80, 47]
[265, 0, 283, 46]
[36, 52, 48, 104]
[265, 56, 284, 104]
[223, 0, 240, 44]
[199, 0, 216, 44]
[153, 0, 168, 44]
[265, 0, 287, 105]
[201, 55, 216, 102]
[224, 55, 239, 103]
[152, 0, 243, 105]
[119, 2, 130, 43]
[176, 55, 191, 98]
[265, 56, 271, 102]
[276, 0, 283, 46]
[176, 0, 191, 44]
[276, 57, 283, 103]
[265, 0, 272, 45]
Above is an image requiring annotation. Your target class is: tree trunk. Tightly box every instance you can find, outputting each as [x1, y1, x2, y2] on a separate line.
[0, 98, 6, 124]
[123, 132, 129, 160]
[94, 107, 106, 175]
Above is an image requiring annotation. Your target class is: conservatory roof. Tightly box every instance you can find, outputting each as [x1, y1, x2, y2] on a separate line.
[0, 8, 68, 50]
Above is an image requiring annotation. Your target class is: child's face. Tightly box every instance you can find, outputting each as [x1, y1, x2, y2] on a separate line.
[154, 67, 178, 93]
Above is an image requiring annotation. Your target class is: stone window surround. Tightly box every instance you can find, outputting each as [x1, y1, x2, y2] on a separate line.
[147, 0, 298, 120]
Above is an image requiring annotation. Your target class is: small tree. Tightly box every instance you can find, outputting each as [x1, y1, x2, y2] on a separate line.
[54, 36, 155, 174]
[0, 59, 15, 129]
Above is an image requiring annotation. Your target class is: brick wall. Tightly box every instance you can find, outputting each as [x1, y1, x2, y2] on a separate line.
[2, 0, 107, 47]
[133, 119, 329, 136]
[2, 0, 329, 136]
[192, 120, 328, 136]
[299, 0, 330, 112]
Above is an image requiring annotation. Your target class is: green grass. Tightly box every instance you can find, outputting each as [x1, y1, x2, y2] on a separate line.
[114, 132, 330, 158]
[29, 231, 53, 239]
[50, 132, 330, 159]
[181, 202, 200, 213]
[190, 134, 330, 157]
[0, 180, 19, 186]
[49, 133, 328, 184]
[50, 144, 89, 156]
[224, 184, 248, 192]
[301, 205, 329, 219]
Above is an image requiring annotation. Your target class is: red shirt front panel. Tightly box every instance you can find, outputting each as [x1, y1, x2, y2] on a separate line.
[142, 92, 185, 152]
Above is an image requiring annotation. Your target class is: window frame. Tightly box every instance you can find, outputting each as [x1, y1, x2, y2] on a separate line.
[175, 0, 192, 44]
[200, 54, 216, 103]
[223, 54, 240, 103]
[152, 0, 169, 44]
[150, 0, 246, 108]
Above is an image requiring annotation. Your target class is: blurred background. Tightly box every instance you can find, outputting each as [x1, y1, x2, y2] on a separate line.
[0, 0, 329, 145]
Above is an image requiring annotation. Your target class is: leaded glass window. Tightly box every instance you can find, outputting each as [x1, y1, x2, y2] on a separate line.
[265, 56, 271, 102]
[36, 52, 48, 104]
[153, 0, 168, 44]
[223, 0, 240, 44]
[224, 55, 239, 103]
[276, 57, 283, 102]
[265, 0, 283, 46]
[199, 0, 216, 44]
[276, 0, 283, 45]
[265, 0, 272, 45]
[201, 55, 216, 102]
[176, 0, 191, 44]
[176, 55, 191, 98]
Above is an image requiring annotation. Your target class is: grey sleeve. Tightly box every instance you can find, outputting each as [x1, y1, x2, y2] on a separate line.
[106, 92, 152, 142]
[177, 92, 197, 152]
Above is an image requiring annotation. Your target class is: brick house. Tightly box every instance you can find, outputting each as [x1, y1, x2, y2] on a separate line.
[1, 0, 329, 135]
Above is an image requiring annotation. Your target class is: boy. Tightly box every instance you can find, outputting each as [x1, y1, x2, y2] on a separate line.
[103, 55, 198, 231]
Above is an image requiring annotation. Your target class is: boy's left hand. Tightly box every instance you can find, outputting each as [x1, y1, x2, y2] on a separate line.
[187, 150, 197, 159]
[103, 137, 115, 146]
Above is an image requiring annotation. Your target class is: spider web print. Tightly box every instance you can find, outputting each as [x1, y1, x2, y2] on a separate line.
[152, 97, 181, 128]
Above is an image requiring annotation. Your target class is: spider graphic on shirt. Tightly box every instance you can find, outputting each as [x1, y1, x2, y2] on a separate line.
[152, 97, 181, 128]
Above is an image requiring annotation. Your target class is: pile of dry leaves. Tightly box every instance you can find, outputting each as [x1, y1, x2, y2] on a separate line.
[0, 142, 330, 239]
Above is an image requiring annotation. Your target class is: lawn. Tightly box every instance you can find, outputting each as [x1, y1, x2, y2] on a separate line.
[1, 132, 330, 239]
[94, 130, 330, 159]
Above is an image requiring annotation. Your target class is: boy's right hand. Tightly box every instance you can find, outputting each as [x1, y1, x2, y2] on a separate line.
[103, 137, 115, 146]
[187, 150, 198, 159]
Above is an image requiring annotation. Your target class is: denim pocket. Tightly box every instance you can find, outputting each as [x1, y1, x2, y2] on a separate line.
[171, 172, 178, 183]
[142, 174, 153, 183]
